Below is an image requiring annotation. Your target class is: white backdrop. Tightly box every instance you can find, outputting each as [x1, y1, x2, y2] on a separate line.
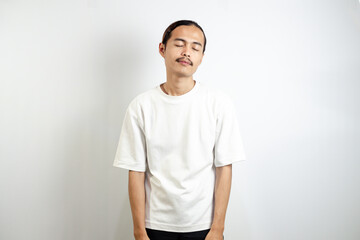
[1, 0, 360, 239]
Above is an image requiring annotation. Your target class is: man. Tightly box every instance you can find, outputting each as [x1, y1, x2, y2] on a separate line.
[113, 20, 246, 240]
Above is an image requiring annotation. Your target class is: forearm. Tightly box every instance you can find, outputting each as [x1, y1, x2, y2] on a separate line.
[211, 164, 232, 232]
[128, 170, 148, 239]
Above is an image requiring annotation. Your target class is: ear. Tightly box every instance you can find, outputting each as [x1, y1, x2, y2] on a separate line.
[159, 43, 166, 58]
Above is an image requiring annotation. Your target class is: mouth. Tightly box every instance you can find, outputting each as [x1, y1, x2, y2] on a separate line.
[176, 58, 192, 66]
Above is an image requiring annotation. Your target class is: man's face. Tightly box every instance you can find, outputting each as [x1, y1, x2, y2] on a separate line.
[159, 25, 205, 78]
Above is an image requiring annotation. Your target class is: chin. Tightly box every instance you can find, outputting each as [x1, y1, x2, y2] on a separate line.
[175, 72, 193, 78]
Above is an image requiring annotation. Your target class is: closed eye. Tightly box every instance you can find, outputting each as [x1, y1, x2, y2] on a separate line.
[192, 48, 199, 51]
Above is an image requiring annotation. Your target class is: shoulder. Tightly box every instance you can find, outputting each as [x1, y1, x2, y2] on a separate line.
[199, 82, 235, 106]
[198, 83, 239, 120]
[127, 87, 157, 110]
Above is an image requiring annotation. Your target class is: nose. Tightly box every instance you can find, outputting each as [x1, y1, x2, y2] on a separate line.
[182, 45, 191, 58]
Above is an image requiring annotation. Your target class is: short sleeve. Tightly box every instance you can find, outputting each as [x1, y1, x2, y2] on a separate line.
[113, 98, 147, 172]
[214, 95, 246, 167]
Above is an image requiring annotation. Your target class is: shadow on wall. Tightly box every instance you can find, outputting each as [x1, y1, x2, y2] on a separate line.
[100, 29, 149, 106]
[98, 30, 147, 239]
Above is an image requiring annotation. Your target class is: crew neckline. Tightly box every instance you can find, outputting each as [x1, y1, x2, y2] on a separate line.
[156, 80, 200, 102]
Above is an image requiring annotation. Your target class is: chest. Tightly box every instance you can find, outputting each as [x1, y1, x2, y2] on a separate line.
[143, 100, 216, 150]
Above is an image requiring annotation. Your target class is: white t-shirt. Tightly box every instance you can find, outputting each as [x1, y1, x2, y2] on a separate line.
[113, 80, 246, 232]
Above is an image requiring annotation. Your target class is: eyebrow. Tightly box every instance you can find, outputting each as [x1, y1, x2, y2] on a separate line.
[173, 38, 203, 47]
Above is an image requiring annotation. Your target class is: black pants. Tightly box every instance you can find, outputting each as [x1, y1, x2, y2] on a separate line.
[146, 228, 224, 240]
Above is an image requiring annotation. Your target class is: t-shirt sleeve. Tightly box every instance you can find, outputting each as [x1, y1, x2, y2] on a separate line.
[214, 95, 246, 167]
[113, 98, 147, 172]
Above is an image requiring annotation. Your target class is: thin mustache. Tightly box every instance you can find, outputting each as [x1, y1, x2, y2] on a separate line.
[176, 57, 193, 66]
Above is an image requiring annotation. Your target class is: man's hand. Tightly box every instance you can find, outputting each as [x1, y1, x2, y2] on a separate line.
[205, 228, 223, 240]
[134, 230, 150, 240]
[134, 235, 149, 240]
[206, 164, 232, 240]
[128, 170, 148, 240]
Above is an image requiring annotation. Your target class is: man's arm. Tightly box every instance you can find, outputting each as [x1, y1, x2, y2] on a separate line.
[206, 164, 232, 239]
[128, 170, 149, 240]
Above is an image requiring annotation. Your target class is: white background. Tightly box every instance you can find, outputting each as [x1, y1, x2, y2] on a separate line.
[1, 0, 359, 239]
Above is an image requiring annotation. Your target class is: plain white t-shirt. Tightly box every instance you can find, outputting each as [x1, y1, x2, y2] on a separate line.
[113, 80, 246, 232]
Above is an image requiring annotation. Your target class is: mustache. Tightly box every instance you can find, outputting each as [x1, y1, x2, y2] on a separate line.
[176, 57, 193, 66]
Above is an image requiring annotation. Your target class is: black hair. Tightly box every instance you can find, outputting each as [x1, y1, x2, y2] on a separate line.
[162, 20, 207, 53]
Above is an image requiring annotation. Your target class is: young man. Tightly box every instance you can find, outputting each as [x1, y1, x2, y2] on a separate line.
[113, 20, 246, 240]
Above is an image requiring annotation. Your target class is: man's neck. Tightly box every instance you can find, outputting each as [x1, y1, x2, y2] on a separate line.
[161, 75, 195, 96]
